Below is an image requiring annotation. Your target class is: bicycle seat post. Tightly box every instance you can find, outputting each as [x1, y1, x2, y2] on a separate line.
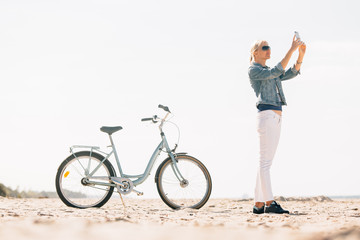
[100, 126, 124, 176]
[108, 134, 115, 147]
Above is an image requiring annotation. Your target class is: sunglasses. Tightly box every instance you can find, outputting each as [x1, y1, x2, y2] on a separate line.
[261, 46, 271, 51]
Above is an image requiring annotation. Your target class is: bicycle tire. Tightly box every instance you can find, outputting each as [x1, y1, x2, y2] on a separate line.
[55, 151, 115, 209]
[155, 154, 212, 209]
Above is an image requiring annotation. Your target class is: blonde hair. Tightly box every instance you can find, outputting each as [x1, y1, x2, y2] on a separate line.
[249, 40, 267, 63]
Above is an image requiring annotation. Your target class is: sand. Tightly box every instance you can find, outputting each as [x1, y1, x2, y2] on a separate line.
[1, 196, 360, 240]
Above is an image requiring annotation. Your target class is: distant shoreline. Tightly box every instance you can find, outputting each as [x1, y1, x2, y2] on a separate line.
[329, 195, 360, 199]
[2, 182, 359, 199]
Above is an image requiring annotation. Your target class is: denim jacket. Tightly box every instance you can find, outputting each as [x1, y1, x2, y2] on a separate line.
[248, 62, 300, 107]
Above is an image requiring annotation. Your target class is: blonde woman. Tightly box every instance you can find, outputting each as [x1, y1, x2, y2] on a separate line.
[248, 36, 306, 214]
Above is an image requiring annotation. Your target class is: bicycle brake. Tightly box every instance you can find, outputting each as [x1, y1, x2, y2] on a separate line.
[171, 144, 178, 153]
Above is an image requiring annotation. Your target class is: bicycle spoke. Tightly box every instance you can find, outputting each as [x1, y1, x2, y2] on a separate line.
[69, 162, 86, 178]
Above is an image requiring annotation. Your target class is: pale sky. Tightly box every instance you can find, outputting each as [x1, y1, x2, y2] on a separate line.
[0, 0, 359, 198]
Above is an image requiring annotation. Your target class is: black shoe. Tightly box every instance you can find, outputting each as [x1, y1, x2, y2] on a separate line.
[253, 205, 265, 214]
[265, 201, 289, 214]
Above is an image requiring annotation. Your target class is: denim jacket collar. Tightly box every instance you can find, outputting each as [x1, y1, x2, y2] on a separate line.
[251, 62, 268, 68]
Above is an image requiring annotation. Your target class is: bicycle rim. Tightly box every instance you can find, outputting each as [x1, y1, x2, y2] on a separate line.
[58, 155, 112, 208]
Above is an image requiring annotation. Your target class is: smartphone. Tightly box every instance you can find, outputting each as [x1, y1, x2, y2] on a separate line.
[295, 31, 301, 40]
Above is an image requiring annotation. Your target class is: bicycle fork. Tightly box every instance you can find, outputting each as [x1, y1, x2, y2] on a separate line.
[160, 132, 187, 184]
[170, 153, 190, 188]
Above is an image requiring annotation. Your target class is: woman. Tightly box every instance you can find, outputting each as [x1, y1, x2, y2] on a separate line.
[248, 35, 306, 214]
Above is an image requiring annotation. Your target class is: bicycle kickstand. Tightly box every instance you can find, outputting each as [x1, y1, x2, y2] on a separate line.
[116, 185, 127, 215]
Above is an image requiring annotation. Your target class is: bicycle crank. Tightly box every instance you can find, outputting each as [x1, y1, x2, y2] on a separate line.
[111, 177, 134, 195]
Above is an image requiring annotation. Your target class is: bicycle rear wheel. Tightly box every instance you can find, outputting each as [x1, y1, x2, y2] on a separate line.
[55, 151, 115, 208]
[155, 154, 212, 209]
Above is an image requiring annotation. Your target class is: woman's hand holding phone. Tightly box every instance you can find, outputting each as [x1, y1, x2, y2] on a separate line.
[291, 35, 303, 52]
[295, 32, 306, 56]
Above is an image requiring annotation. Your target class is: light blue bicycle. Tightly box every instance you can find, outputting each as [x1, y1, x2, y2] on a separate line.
[55, 105, 212, 209]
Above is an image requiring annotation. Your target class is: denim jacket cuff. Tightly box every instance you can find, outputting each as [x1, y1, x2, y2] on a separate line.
[291, 65, 301, 75]
[275, 62, 285, 73]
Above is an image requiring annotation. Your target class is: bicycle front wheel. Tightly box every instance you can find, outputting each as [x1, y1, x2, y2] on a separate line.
[55, 151, 115, 208]
[155, 155, 212, 209]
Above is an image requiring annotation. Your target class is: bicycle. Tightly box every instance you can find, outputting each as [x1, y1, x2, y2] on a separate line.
[55, 105, 212, 209]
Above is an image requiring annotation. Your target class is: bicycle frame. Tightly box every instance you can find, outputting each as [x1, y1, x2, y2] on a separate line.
[70, 130, 185, 189]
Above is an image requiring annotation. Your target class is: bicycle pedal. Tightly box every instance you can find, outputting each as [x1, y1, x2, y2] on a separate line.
[133, 189, 143, 196]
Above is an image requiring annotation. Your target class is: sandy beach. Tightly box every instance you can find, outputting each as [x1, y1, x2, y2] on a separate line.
[0, 196, 359, 240]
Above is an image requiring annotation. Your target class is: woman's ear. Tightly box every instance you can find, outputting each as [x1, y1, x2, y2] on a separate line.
[253, 50, 258, 57]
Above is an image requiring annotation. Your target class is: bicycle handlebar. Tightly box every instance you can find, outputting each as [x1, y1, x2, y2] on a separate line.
[141, 115, 159, 123]
[141, 118, 153, 122]
[141, 105, 171, 124]
[158, 104, 171, 113]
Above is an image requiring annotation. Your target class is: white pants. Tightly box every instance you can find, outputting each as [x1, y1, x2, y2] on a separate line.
[254, 110, 282, 202]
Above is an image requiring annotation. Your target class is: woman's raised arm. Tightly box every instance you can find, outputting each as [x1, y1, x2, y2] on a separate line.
[281, 35, 303, 70]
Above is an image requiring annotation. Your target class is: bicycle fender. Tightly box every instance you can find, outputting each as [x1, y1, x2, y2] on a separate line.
[173, 152, 188, 156]
[63, 151, 117, 177]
